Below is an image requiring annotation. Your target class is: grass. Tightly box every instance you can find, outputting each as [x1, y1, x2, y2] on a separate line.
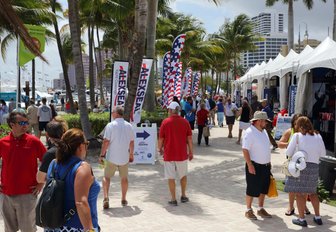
[276, 180, 336, 207]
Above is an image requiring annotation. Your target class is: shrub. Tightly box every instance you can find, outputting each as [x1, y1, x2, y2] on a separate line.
[0, 124, 11, 139]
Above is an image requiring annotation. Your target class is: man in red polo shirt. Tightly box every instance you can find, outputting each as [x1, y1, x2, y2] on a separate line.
[158, 101, 193, 206]
[0, 111, 46, 232]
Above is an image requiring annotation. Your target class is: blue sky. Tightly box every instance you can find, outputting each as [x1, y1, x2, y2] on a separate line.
[0, 0, 334, 87]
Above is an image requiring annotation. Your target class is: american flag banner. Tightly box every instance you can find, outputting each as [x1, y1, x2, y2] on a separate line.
[174, 62, 183, 100]
[182, 67, 192, 96]
[191, 71, 201, 96]
[168, 34, 186, 104]
[161, 52, 171, 108]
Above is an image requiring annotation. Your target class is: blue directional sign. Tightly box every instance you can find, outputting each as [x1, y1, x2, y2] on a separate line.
[136, 130, 150, 140]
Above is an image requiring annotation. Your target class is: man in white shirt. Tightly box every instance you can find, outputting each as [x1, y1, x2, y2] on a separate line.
[224, 98, 238, 138]
[99, 106, 134, 209]
[37, 97, 52, 138]
[242, 111, 272, 220]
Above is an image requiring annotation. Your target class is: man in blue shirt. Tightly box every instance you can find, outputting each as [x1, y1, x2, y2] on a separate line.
[185, 96, 196, 130]
[261, 99, 277, 149]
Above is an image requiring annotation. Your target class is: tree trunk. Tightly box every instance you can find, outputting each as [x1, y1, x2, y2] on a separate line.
[124, 0, 148, 121]
[32, 59, 35, 101]
[211, 69, 214, 94]
[68, 0, 92, 139]
[51, 0, 76, 113]
[96, 26, 105, 105]
[88, 24, 95, 110]
[333, 0, 336, 40]
[143, 0, 158, 112]
[287, 0, 294, 50]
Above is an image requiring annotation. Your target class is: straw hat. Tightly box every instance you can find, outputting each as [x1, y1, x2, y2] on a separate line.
[288, 151, 308, 177]
[250, 111, 271, 122]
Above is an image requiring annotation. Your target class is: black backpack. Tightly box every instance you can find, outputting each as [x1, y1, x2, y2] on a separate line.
[36, 160, 79, 229]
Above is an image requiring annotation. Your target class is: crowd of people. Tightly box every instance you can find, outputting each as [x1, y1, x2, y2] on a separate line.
[0, 92, 328, 231]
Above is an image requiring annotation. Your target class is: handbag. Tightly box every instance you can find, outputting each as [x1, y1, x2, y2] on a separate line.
[202, 126, 210, 137]
[267, 175, 278, 198]
[282, 134, 305, 177]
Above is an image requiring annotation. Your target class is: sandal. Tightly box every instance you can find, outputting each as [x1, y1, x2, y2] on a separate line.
[103, 198, 109, 209]
[285, 208, 295, 216]
[121, 200, 128, 206]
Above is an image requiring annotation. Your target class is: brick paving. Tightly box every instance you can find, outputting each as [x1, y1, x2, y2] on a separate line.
[1, 124, 336, 231]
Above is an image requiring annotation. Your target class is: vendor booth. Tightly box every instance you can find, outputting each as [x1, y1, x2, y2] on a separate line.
[295, 37, 336, 153]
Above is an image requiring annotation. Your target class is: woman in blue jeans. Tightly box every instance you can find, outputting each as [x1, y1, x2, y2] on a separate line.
[216, 98, 224, 127]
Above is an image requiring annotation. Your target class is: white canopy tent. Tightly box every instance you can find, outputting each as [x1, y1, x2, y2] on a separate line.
[295, 37, 336, 114]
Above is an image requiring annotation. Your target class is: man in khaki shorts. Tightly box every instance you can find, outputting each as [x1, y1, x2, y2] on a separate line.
[99, 106, 134, 209]
[158, 101, 193, 206]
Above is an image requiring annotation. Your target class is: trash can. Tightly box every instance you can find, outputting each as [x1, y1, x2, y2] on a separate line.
[319, 156, 336, 195]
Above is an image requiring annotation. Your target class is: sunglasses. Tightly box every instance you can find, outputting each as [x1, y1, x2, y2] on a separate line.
[17, 121, 29, 126]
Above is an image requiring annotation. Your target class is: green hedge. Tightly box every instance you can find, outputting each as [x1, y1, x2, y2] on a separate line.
[0, 124, 11, 139]
[61, 109, 168, 137]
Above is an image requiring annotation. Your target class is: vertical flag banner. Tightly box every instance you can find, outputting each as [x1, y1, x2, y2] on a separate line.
[174, 62, 183, 100]
[131, 58, 153, 124]
[19, 24, 46, 66]
[111, 61, 129, 108]
[162, 52, 170, 108]
[191, 71, 201, 96]
[182, 67, 192, 96]
[168, 34, 186, 104]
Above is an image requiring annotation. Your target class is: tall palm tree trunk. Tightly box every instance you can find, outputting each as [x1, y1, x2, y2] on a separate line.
[124, 0, 148, 121]
[88, 24, 95, 110]
[144, 0, 158, 112]
[288, 0, 294, 50]
[96, 26, 105, 105]
[51, 0, 76, 113]
[68, 0, 92, 139]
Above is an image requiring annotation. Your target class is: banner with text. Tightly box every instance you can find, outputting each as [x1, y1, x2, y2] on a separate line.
[131, 58, 153, 124]
[288, 85, 297, 116]
[111, 61, 129, 109]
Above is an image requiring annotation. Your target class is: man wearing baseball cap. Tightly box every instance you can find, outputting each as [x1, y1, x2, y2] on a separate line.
[158, 101, 193, 206]
[242, 111, 273, 220]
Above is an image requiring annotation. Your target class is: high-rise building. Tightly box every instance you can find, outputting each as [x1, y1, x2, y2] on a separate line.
[241, 10, 288, 69]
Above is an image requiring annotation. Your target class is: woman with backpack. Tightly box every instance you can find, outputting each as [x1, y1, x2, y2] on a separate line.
[46, 128, 100, 232]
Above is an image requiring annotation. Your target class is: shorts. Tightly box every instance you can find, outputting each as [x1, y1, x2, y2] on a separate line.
[239, 121, 250, 130]
[39, 121, 49, 131]
[225, 116, 235, 125]
[164, 160, 188, 180]
[104, 161, 128, 178]
[245, 161, 271, 197]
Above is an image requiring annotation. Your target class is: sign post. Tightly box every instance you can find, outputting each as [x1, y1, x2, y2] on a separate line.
[133, 123, 157, 165]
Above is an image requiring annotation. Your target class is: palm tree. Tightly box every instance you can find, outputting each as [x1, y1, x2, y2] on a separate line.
[124, 0, 148, 121]
[333, 0, 336, 40]
[49, 0, 76, 113]
[266, 0, 326, 50]
[68, 0, 92, 139]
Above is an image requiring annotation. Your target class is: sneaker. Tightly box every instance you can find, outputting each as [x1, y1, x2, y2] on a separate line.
[292, 218, 307, 227]
[257, 208, 272, 218]
[121, 200, 128, 206]
[245, 209, 257, 220]
[103, 198, 109, 209]
[168, 200, 178, 206]
[313, 217, 323, 225]
[181, 196, 189, 203]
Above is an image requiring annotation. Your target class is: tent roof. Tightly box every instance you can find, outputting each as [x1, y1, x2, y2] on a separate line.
[239, 64, 259, 82]
[297, 37, 336, 78]
[268, 49, 298, 78]
[279, 45, 314, 78]
[252, 54, 284, 80]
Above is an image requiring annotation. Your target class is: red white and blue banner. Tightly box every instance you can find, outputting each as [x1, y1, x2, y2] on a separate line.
[174, 62, 183, 100]
[130, 58, 153, 124]
[182, 67, 192, 97]
[111, 61, 129, 108]
[162, 52, 171, 108]
[168, 34, 186, 104]
[191, 71, 201, 96]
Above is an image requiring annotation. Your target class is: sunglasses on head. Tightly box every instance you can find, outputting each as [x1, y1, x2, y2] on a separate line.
[17, 121, 29, 126]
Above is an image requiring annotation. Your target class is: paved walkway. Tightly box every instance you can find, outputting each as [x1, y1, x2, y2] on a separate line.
[1, 124, 336, 231]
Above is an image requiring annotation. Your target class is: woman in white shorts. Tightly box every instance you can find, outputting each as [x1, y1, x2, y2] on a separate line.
[236, 99, 252, 144]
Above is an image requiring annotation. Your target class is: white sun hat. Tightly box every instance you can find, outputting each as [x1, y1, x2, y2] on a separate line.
[288, 151, 308, 178]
